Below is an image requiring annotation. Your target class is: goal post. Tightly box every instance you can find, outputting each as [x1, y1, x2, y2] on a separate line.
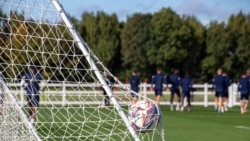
[52, 1, 140, 140]
[0, 79, 41, 141]
[0, 0, 165, 141]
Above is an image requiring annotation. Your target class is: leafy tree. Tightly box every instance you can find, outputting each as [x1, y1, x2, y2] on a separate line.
[202, 21, 231, 80]
[149, 8, 192, 74]
[226, 12, 250, 80]
[79, 11, 120, 71]
[121, 13, 152, 79]
[181, 15, 206, 81]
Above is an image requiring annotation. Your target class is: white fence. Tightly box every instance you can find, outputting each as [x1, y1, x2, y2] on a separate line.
[6, 83, 240, 107]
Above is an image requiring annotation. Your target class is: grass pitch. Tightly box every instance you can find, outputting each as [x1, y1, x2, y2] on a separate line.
[24, 105, 250, 141]
[162, 106, 250, 141]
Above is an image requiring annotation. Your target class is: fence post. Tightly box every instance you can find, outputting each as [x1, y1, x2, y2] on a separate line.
[204, 83, 208, 107]
[232, 83, 238, 106]
[228, 84, 233, 107]
[143, 83, 147, 100]
[62, 81, 66, 106]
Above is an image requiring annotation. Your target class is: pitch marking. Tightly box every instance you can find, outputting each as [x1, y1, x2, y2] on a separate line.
[235, 126, 250, 130]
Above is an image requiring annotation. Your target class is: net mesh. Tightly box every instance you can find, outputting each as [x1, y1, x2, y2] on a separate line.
[0, 0, 164, 141]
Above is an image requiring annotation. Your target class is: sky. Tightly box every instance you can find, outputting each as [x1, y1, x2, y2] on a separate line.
[59, 0, 250, 25]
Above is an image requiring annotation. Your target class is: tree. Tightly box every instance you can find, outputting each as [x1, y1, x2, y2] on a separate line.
[79, 11, 120, 71]
[202, 21, 231, 80]
[121, 13, 152, 79]
[181, 15, 206, 81]
[149, 8, 192, 73]
[227, 12, 250, 79]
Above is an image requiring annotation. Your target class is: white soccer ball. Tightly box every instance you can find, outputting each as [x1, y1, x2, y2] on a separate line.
[128, 100, 161, 132]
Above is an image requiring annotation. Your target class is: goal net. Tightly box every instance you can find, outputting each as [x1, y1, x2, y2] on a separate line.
[0, 0, 165, 141]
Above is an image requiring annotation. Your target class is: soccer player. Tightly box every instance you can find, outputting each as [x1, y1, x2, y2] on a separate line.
[151, 68, 166, 105]
[20, 65, 44, 123]
[129, 71, 140, 104]
[222, 72, 231, 111]
[0, 71, 6, 116]
[212, 68, 225, 113]
[169, 69, 181, 111]
[238, 73, 250, 114]
[102, 71, 116, 107]
[179, 73, 193, 112]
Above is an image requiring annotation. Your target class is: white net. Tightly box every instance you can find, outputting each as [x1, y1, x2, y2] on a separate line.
[0, 0, 165, 141]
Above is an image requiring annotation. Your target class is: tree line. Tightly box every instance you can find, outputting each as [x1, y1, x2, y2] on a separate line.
[1, 8, 250, 83]
[76, 8, 250, 83]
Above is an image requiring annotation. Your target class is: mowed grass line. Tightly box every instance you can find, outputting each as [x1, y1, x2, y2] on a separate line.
[161, 106, 250, 141]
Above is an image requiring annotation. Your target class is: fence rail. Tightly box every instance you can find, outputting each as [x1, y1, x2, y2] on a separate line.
[6, 83, 240, 107]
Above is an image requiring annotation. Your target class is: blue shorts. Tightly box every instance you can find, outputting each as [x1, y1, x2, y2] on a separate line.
[223, 91, 229, 98]
[154, 89, 162, 96]
[171, 89, 180, 96]
[182, 91, 191, 97]
[131, 89, 139, 97]
[240, 93, 249, 100]
[215, 91, 223, 97]
[27, 94, 39, 107]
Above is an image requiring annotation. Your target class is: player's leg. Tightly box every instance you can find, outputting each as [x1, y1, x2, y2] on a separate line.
[133, 89, 139, 104]
[218, 92, 224, 113]
[155, 89, 162, 105]
[180, 92, 185, 112]
[223, 92, 229, 111]
[170, 90, 175, 111]
[131, 92, 138, 104]
[243, 94, 249, 113]
[186, 92, 191, 112]
[29, 94, 39, 123]
[103, 89, 110, 106]
[176, 89, 181, 111]
[240, 94, 245, 114]
[214, 92, 219, 112]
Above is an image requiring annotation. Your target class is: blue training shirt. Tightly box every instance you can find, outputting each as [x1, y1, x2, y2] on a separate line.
[180, 76, 193, 93]
[223, 75, 231, 92]
[129, 75, 140, 92]
[212, 75, 225, 92]
[151, 73, 166, 90]
[23, 72, 43, 94]
[238, 77, 250, 94]
[169, 73, 181, 90]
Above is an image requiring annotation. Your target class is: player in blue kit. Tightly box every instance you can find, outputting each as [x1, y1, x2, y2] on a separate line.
[102, 71, 116, 108]
[169, 69, 181, 111]
[212, 68, 225, 113]
[151, 68, 166, 105]
[21, 65, 44, 123]
[129, 71, 141, 104]
[179, 73, 193, 112]
[238, 73, 250, 114]
[222, 72, 231, 111]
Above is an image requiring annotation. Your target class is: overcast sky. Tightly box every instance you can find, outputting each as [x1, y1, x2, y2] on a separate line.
[59, 0, 250, 25]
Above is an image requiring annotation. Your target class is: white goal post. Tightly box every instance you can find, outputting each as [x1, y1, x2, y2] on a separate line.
[0, 0, 165, 141]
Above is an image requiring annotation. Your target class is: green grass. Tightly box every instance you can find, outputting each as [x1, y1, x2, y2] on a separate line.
[22, 105, 250, 141]
[162, 106, 250, 141]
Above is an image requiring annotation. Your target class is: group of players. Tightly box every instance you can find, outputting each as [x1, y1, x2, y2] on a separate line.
[0, 65, 249, 125]
[129, 68, 193, 112]
[129, 68, 250, 114]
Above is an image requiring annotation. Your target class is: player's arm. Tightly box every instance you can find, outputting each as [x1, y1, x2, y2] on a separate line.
[164, 76, 169, 91]
[179, 80, 183, 94]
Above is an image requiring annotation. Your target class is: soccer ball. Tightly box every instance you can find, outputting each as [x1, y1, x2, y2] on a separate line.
[128, 100, 161, 132]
